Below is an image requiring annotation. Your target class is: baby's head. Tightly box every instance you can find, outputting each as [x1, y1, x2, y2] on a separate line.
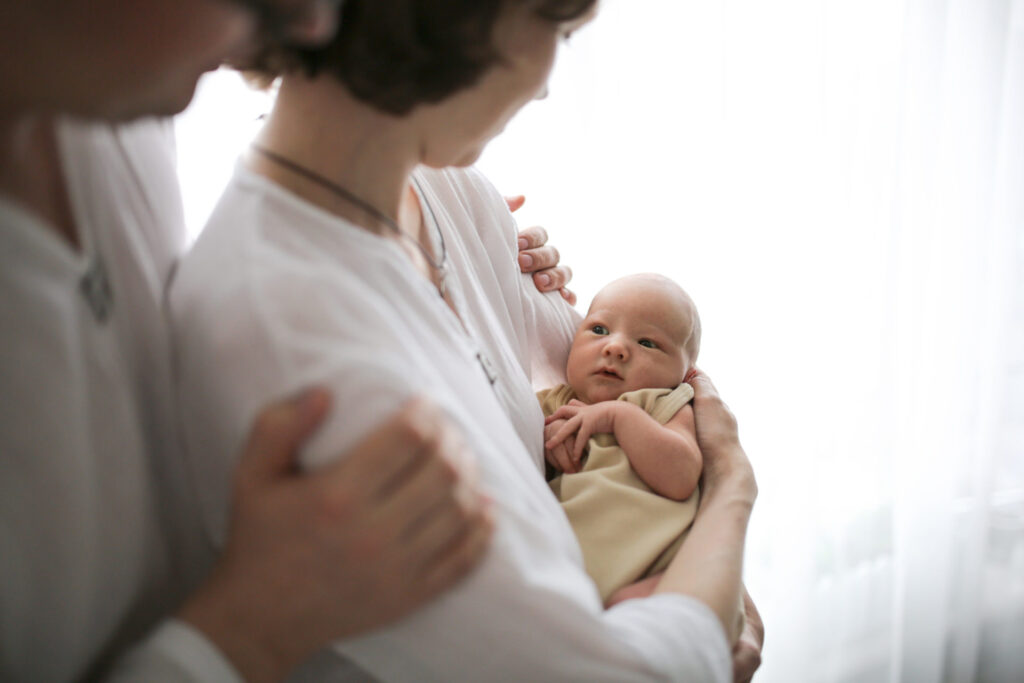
[566, 274, 701, 404]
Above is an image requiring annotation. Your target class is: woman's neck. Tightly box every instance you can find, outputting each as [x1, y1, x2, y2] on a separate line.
[252, 76, 422, 239]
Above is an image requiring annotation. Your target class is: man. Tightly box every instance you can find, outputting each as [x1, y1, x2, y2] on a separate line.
[0, 1, 494, 679]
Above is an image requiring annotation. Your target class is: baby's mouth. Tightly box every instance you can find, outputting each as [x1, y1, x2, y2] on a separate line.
[596, 367, 623, 380]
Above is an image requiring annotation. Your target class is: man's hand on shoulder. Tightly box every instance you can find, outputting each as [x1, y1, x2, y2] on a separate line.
[178, 391, 493, 683]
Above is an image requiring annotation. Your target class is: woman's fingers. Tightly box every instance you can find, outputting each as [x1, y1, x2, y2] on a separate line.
[732, 589, 765, 683]
[531, 264, 571, 292]
[687, 368, 756, 497]
[516, 224, 548, 250]
[505, 194, 526, 213]
[514, 224, 576, 297]
[517, 243, 559, 271]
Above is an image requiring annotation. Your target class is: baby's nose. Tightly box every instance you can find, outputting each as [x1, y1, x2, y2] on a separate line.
[602, 340, 627, 360]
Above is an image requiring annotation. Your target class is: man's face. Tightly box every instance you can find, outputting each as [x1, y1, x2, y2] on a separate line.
[0, 0, 339, 119]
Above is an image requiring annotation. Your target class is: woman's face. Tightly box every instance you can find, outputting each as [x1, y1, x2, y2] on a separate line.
[418, 3, 596, 168]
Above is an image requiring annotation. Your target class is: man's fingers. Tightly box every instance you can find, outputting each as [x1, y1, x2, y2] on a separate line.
[382, 440, 475, 537]
[418, 506, 494, 596]
[238, 387, 332, 483]
[505, 195, 526, 213]
[402, 488, 489, 567]
[323, 398, 448, 498]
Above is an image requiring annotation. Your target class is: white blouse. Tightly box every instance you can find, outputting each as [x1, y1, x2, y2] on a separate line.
[170, 163, 731, 682]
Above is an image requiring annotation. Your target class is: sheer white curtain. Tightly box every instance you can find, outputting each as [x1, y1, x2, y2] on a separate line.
[176, 1, 1024, 680]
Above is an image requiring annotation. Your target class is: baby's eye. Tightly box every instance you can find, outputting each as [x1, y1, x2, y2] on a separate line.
[591, 324, 609, 335]
[638, 339, 658, 349]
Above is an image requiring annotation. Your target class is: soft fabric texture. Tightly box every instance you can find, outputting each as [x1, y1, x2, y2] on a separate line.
[542, 383, 699, 601]
[0, 119, 233, 681]
[171, 162, 731, 682]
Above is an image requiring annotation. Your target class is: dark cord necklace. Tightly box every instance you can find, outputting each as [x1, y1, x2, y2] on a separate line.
[250, 143, 450, 296]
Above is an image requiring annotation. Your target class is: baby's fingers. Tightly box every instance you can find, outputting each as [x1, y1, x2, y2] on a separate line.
[546, 415, 581, 449]
[547, 405, 580, 423]
[572, 426, 591, 461]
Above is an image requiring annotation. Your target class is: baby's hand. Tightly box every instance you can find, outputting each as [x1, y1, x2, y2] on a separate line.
[545, 401, 620, 464]
[543, 418, 579, 473]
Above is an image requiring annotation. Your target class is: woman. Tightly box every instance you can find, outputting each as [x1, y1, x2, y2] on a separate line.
[171, 0, 758, 680]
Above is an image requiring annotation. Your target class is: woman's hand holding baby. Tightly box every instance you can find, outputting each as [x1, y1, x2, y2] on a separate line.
[687, 369, 756, 502]
[508, 194, 577, 305]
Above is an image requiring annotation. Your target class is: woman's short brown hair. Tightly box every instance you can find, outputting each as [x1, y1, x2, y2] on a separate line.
[246, 0, 596, 115]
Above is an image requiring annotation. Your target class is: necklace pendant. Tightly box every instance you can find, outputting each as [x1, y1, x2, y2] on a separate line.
[438, 264, 450, 298]
[79, 255, 114, 323]
[476, 351, 498, 386]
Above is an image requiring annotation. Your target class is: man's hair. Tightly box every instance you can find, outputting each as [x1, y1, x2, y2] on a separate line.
[245, 0, 595, 115]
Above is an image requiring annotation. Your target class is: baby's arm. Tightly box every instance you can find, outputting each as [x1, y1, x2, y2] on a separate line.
[545, 401, 701, 500]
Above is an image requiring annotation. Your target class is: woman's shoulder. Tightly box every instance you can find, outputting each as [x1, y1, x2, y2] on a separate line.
[171, 167, 408, 346]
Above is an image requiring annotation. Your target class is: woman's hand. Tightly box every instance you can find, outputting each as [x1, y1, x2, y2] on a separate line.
[687, 369, 756, 500]
[179, 391, 493, 683]
[733, 588, 765, 683]
[506, 195, 577, 305]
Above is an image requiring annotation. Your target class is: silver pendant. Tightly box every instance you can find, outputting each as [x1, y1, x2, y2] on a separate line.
[476, 351, 498, 386]
[79, 255, 113, 323]
[438, 263, 450, 298]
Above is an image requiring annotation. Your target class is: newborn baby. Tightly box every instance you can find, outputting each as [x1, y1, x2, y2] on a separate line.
[540, 273, 702, 603]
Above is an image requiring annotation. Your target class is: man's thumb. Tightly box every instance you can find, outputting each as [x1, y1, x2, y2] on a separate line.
[238, 387, 332, 482]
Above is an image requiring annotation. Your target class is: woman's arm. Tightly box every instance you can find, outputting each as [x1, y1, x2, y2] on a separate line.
[654, 371, 757, 645]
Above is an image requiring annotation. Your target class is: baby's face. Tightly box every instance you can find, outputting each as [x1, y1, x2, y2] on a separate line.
[566, 276, 697, 404]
